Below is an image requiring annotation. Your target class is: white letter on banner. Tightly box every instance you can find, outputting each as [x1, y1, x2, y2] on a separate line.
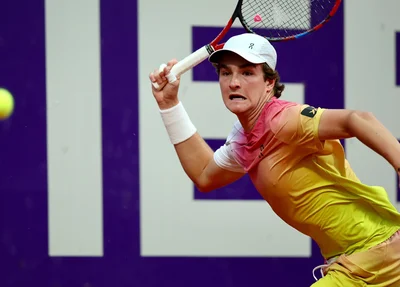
[46, 0, 104, 256]
[345, 0, 400, 211]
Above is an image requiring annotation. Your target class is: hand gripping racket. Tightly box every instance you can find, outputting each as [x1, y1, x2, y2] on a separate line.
[152, 0, 342, 90]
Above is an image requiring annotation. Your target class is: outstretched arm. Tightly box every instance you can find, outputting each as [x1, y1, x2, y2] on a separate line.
[318, 109, 400, 178]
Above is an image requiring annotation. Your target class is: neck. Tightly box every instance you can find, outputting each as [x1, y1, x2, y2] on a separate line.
[239, 92, 275, 132]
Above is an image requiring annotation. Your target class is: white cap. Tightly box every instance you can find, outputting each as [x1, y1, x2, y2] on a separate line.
[208, 33, 277, 70]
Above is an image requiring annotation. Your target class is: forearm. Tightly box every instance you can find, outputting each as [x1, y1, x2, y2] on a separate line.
[159, 101, 214, 184]
[348, 111, 400, 170]
[174, 133, 214, 184]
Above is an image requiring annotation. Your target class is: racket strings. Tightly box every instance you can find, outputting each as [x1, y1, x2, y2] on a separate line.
[241, 0, 310, 29]
[240, 0, 336, 39]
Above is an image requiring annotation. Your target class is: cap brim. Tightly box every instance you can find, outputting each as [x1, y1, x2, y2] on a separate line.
[208, 49, 265, 64]
[208, 48, 266, 65]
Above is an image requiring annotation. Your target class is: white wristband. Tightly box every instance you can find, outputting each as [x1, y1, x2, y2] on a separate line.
[159, 102, 197, 145]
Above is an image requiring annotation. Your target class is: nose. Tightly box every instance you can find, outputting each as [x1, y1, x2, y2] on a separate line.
[229, 74, 240, 89]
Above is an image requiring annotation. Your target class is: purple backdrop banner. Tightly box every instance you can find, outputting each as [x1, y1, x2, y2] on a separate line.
[0, 1, 347, 286]
[396, 32, 400, 86]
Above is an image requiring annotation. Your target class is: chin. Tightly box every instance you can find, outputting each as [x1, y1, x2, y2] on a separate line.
[225, 101, 250, 114]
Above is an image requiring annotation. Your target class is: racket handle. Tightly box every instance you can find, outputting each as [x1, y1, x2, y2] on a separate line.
[152, 45, 213, 90]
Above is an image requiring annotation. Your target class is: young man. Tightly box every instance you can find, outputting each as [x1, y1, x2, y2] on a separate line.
[149, 33, 400, 286]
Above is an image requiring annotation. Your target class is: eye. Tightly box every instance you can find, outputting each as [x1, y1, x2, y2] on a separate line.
[243, 71, 253, 76]
[220, 70, 231, 76]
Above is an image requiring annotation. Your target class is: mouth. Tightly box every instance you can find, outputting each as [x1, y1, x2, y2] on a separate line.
[229, 94, 247, 101]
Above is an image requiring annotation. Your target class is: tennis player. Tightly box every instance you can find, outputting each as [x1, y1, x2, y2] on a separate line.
[149, 33, 400, 286]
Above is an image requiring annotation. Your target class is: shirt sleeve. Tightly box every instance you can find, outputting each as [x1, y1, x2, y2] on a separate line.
[214, 144, 246, 173]
[213, 121, 246, 173]
[271, 104, 326, 150]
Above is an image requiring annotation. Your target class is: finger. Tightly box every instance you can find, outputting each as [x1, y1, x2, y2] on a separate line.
[165, 60, 177, 75]
[150, 73, 163, 91]
[151, 70, 164, 90]
[159, 64, 170, 83]
[167, 58, 178, 68]
[152, 68, 164, 85]
[149, 72, 157, 83]
[151, 61, 178, 88]
[159, 63, 167, 73]
[164, 60, 179, 83]
[159, 63, 168, 78]
[152, 81, 164, 91]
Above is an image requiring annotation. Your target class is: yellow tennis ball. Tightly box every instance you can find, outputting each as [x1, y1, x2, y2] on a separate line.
[0, 88, 14, 120]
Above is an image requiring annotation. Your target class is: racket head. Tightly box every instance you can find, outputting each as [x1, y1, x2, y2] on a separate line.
[237, 0, 342, 42]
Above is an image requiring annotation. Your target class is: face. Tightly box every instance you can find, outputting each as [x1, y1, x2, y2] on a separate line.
[217, 52, 274, 117]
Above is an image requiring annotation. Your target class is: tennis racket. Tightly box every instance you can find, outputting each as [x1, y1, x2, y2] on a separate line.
[153, 0, 342, 90]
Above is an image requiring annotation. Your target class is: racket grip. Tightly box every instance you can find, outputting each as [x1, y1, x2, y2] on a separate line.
[152, 45, 212, 90]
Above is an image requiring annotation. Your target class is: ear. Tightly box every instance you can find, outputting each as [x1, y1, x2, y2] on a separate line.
[265, 78, 275, 93]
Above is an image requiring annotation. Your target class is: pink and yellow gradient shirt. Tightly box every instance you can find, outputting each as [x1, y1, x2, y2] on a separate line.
[214, 97, 400, 260]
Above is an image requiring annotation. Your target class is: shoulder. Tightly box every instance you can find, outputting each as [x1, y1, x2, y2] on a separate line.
[269, 100, 301, 126]
[269, 102, 322, 140]
[267, 98, 300, 118]
[271, 100, 322, 120]
[225, 120, 244, 144]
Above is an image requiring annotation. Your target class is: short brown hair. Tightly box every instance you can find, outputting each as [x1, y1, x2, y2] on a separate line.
[261, 63, 285, 99]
